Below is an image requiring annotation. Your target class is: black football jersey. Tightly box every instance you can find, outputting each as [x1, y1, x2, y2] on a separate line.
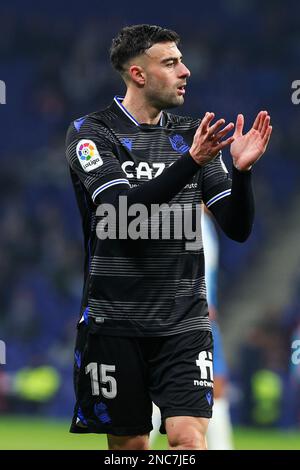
[65, 96, 231, 336]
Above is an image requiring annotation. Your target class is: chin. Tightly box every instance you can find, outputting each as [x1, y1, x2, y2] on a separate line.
[164, 96, 184, 109]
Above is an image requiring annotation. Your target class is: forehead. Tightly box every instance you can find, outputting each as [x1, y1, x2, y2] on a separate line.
[145, 42, 181, 62]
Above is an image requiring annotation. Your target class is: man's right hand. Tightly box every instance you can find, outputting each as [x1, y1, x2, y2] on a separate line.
[189, 112, 235, 165]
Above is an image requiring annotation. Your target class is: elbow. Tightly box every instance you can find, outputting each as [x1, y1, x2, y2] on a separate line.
[231, 233, 250, 243]
[227, 225, 253, 243]
[225, 224, 252, 243]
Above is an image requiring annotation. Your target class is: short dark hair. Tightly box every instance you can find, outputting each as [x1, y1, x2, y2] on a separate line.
[110, 24, 180, 73]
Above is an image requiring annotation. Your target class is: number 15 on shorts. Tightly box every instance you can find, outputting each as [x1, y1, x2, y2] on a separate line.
[85, 363, 117, 399]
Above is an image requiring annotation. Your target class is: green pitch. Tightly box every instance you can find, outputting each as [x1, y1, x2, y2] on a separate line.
[0, 417, 300, 450]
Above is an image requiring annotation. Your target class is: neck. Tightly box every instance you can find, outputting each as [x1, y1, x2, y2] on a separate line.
[122, 90, 162, 125]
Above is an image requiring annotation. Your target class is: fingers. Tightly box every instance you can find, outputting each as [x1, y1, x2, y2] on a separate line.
[214, 122, 234, 141]
[258, 111, 268, 132]
[261, 114, 270, 137]
[198, 113, 232, 139]
[214, 135, 235, 153]
[262, 125, 272, 148]
[256, 111, 271, 146]
[196, 113, 235, 149]
[234, 114, 244, 137]
[200, 112, 215, 133]
[253, 111, 263, 130]
[253, 110, 268, 132]
[207, 118, 225, 136]
[191, 113, 235, 164]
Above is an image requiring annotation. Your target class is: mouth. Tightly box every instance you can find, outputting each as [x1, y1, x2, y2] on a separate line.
[177, 84, 186, 96]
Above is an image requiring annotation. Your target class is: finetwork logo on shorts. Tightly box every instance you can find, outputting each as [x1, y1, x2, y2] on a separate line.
[194, 351, 214, 388]
[0, 340, 6, 365]
[0, 80, 6, 104]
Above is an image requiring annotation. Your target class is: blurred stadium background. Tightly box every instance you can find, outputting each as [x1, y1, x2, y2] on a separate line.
[1, 0, 300, 450]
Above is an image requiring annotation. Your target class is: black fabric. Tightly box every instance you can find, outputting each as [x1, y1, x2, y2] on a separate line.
[97, 151, 200, 208]
[70, 323, 213, 435]
[99, 161, 254, 243]
[65, 98, 235, 336]
[209, 165, 254, 242]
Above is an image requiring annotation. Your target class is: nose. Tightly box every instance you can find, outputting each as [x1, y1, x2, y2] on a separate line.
[179, 62, 191, 78]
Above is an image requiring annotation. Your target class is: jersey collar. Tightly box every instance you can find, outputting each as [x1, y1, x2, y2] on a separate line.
[113, 96, 164, 127]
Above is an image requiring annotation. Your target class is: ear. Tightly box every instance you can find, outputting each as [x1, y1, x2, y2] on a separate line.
[128, 65, 145, 86]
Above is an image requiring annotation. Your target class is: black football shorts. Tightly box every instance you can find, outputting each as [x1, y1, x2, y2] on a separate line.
[70, 322, 214, 436]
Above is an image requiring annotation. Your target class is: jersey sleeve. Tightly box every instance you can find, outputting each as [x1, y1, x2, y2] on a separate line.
[202, 152, 232, 209]
[65, 117, 130, 204]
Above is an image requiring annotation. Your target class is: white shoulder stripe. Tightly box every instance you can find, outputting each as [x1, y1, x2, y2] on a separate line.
[92, 178, 130, 202]
[206, 189, 231, 208]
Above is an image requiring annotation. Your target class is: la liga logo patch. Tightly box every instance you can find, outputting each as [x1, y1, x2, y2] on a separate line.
[76, 139, 103, 172]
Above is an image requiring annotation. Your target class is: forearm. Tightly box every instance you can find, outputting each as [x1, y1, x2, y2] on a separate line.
[209, 166, 254, 242]
[97, 152, 200, 207]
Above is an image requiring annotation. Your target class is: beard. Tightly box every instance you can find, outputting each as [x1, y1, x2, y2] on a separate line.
[144, 86, 184, 111]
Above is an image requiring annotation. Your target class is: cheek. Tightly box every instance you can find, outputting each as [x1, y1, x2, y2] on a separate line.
[148, 73, 173, 92]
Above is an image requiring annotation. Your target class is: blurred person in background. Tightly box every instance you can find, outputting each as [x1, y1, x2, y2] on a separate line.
[202, 208, 233, 449]
[65, 24, 272, 450]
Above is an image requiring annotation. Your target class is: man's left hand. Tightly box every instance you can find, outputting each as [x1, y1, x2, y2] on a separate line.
[230, 111, 272, 171]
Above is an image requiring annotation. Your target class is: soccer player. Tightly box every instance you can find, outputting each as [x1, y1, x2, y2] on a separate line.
[65, 24, 272, 450]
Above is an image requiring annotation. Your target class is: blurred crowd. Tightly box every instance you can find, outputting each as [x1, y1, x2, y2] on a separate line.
[231, 286, 300, 427]
[0, 0, 300, 423]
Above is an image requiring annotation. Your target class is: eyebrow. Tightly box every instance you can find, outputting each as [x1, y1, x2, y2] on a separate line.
[160, 56, 183, 64]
